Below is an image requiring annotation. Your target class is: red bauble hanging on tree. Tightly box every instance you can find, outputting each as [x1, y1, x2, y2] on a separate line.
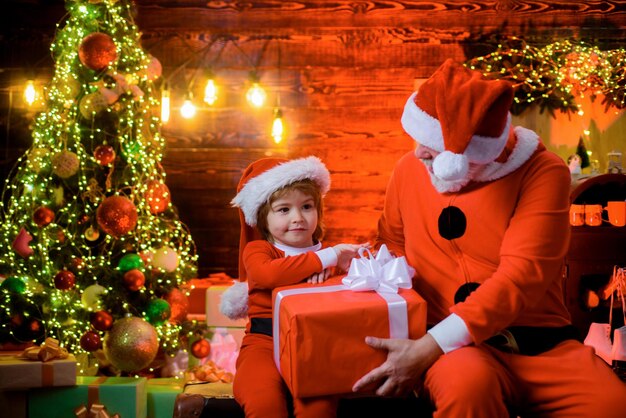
[78, 32, 117, 72]
[123, 269, 145, 291]
[91, 310, 113, 331]
[165, 288, 189, 324]
[80, 330, 102, 352]
[33, 206, 55, 227]
[94, 145, 116, 166]
[54, 270, 76, 290]
[96, 195, 138, 238]
[190, 339, 211, 359]
[145, 180, 171, 214]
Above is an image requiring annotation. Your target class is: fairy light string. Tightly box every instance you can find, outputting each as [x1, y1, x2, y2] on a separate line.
[466, 37, 626, 116]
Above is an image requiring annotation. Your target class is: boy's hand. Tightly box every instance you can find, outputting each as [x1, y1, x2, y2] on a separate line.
[307, 268, 331, 284]
[333, 242, 370, 272]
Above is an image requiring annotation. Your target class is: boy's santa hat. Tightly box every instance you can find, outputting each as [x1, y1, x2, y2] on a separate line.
[231, 156, 331, 227]
[401, 59, 515, 181]
[220, 156, 331, 320]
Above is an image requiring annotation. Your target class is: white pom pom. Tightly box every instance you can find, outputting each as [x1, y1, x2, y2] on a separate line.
[219, 281, 249, 320]
[432, 151, 469, 181]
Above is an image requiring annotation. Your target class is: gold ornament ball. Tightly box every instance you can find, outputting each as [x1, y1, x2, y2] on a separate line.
[51, 150, 79, 179]
[78, 32, 118, 72]
[96, 195, 138, 238]
[81, 284, 106, 309]
[27, 148, 50, 173]
[104, 317, 158, 372]
[79, 92, 109, 119]
[84, 226, 100, 242]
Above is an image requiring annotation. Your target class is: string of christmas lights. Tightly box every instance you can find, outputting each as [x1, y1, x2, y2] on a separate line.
[466, 37, 626, 116]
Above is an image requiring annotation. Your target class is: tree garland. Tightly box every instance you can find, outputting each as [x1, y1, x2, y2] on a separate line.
[465, 37, 626, 116]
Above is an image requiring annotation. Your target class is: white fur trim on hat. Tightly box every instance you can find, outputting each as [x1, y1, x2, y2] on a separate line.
[231, 156, 331, 227]
[473, 126, 540, 182]
[401, 91, 512, 166]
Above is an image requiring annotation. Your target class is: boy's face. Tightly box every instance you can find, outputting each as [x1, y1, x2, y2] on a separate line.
[266, 188, 318, 248]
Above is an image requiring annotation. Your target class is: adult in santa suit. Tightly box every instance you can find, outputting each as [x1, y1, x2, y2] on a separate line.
[352, 59, 626, 417]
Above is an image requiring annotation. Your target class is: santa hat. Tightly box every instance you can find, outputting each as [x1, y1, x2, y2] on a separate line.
[231, 156, 331, 227]
[401, 59, 515, 181]
[221, 156, 331, 320]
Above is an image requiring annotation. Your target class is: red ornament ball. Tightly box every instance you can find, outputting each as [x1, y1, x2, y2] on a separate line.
[78, 32, 117, 72]
[33, 206, 55, 227]
[94, 145, 116, 166]
[80, 330, 102, 352]
[54, 270, 76, 290]
[145, 180, 171, 214]
[191, 339, 211, 359]
[71, 257, 85, 271]
[96, 195, 138, 238]
[91, 310, 113, 331]
[165, 288, 189, 324]
[123, 269, 145, 291]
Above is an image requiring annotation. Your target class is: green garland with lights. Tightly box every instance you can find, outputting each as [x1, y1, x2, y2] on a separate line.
[466, 37, 626, 116]
[0, 0, 199, 374]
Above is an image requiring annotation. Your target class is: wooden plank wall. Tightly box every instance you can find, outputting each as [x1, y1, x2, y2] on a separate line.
[2, 1, 626, 278]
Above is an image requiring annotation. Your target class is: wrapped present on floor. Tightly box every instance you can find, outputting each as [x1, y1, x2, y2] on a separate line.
[0, 337, 76, 390]
[147, 377, 185, 418]
[187, 273, 247, 328]
[206, 327, 242, 374]
[273, 245, 427, 398]
[29, 376, 147, 418]
[186, 360, 234, 384]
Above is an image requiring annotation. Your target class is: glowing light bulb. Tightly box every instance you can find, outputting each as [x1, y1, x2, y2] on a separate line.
[24, 80, 37, 106]
[161, 86, 170, 123]
[180, 94, 197, 119]
[204, 78, 218, 105]
[246, 83, 266, 108]
[271, 108, 284, 144]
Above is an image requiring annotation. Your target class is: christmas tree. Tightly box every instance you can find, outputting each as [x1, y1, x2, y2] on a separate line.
[0, 0, 197, 374]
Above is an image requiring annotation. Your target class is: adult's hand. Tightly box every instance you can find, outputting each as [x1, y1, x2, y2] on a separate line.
[352, 333, 443, 397]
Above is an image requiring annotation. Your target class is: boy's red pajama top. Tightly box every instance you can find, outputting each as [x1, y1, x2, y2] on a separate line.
[233, 240, 338, 418]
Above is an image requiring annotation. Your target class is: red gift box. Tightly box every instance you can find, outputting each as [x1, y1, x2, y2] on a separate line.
[187, 274, 247, 327]
[272, 278, 426, 398]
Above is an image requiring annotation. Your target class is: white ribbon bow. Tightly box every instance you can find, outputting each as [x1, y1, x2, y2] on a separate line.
[341, 244, 415, 293]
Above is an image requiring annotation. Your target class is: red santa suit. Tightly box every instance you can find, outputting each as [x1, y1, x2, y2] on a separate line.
[378, 59, 626, 417]
[229, 157, 339, 418]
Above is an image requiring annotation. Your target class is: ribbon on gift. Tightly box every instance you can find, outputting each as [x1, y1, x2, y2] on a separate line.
[18, 337, 71, 386]
[272, 244, 416, 372]
[341, 245, 414, 294]
[207, 329, 239, 375]
[74, 403, 120, 418]
[73, 377, 120, 418]
[20, 337, 69, 362]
